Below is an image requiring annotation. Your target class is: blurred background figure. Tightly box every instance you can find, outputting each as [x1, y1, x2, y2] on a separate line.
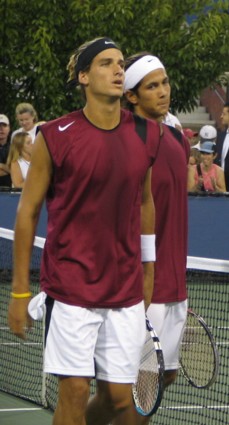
[199, 124, 217, 142]
[163, 111, 182, 131]
[183, 128, 199, 147]
[188, 141, 226, 193]
[11, 103, 39, 143]
[189, 147, 201, 166]
[7, 131, 32, 188]
[215, 102, 229, 191]
[189, 124, 217, 152]
[0, 114, 11, 187]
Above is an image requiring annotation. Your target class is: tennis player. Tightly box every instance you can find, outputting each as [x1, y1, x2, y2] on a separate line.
[8, 38, 162, 425]
[113, 53, 190, 424]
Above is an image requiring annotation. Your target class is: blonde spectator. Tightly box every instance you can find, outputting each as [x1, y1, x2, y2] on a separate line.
[7, 132, 32, 188]
[11, 103, 39, 143]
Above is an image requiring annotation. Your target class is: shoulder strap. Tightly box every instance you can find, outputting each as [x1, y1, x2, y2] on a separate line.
[133, 117, 184, 147]
[167, 125, 183, 145]
[197, 164, 202, 176]
[196, 164, 206, 192]
[133, 114, 147, 144]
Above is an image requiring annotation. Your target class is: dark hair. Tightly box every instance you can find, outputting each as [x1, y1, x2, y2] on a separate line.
[123, 51, 152, 111]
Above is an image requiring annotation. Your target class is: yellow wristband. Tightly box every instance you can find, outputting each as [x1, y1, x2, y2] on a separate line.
[11, 292, 32, 299]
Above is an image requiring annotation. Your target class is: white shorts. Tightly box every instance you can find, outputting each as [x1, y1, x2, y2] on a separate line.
[147, 300, 188, 370]
[41, 296, 145, 383]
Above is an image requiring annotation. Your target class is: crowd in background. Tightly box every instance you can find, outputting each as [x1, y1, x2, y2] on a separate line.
[186, 123, 227, 193]
[0, 103, 45, 189]
[0, 101, 229, 192]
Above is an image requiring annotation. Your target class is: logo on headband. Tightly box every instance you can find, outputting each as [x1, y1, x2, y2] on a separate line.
[75, 37, 119, 82]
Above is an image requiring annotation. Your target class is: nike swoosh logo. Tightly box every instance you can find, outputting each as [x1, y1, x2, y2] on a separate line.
[104, 41, 114, 45]
[58, 121, 75, 131]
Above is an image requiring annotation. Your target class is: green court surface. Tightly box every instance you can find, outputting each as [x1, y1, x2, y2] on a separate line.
[0, 260, 228, 424]
[0, 391, 53, 425]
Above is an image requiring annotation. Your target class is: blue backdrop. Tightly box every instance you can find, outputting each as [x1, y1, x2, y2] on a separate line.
[1, 192, 229, 260]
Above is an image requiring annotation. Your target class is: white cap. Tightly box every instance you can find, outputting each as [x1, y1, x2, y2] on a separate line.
[0, 114, 9, 125]
[124, 55, 165, 92]
[199, 125, 217, 140]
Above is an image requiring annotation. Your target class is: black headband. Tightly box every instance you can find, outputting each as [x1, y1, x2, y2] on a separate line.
[75, 37, 119, 80]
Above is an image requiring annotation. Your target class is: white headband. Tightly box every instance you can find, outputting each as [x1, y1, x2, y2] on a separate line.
[124, 55, 165, 92]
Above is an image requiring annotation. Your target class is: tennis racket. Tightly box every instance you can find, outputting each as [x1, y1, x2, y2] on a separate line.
[180, 308, 219, 389]
[132, 316, 165, 416]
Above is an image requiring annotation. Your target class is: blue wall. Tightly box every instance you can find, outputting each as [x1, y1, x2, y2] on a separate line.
[0, 192, 47, 238]
[1, 192, 229, 260]
[187, 195, 229, 260]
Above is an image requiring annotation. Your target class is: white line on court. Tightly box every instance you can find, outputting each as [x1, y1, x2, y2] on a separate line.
[0, 342, 42, 346]
[160, 405, 229, 410]
[0, 408, 43, 412]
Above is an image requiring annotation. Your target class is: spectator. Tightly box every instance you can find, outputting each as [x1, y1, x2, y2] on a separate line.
[0, 114, 11, 187]
[188, 141, 226, 193]
[7, 132, 32, 188]
[189, 124, 217, 152]
[183, 128, 199, 147]
[215, 102, 229, 191]
[11, 103, 39, 143]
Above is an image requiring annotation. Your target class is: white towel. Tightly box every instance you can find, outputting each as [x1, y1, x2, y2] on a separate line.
[28, 291, 47, 320]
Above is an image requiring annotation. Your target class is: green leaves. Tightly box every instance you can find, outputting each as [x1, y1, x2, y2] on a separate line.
[0, 0, 228, 124]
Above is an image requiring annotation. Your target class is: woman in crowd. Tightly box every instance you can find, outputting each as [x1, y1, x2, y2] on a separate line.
[188, 141, 226, 193]
[7, 132, 33, 188]
[11, 103, 39, 143]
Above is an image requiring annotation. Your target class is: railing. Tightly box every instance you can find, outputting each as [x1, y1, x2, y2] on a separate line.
[213, 86, 226, 104]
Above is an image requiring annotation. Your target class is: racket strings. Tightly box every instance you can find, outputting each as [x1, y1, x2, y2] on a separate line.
[133, 334, 160, 414]
[180, 315, 216, 387]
